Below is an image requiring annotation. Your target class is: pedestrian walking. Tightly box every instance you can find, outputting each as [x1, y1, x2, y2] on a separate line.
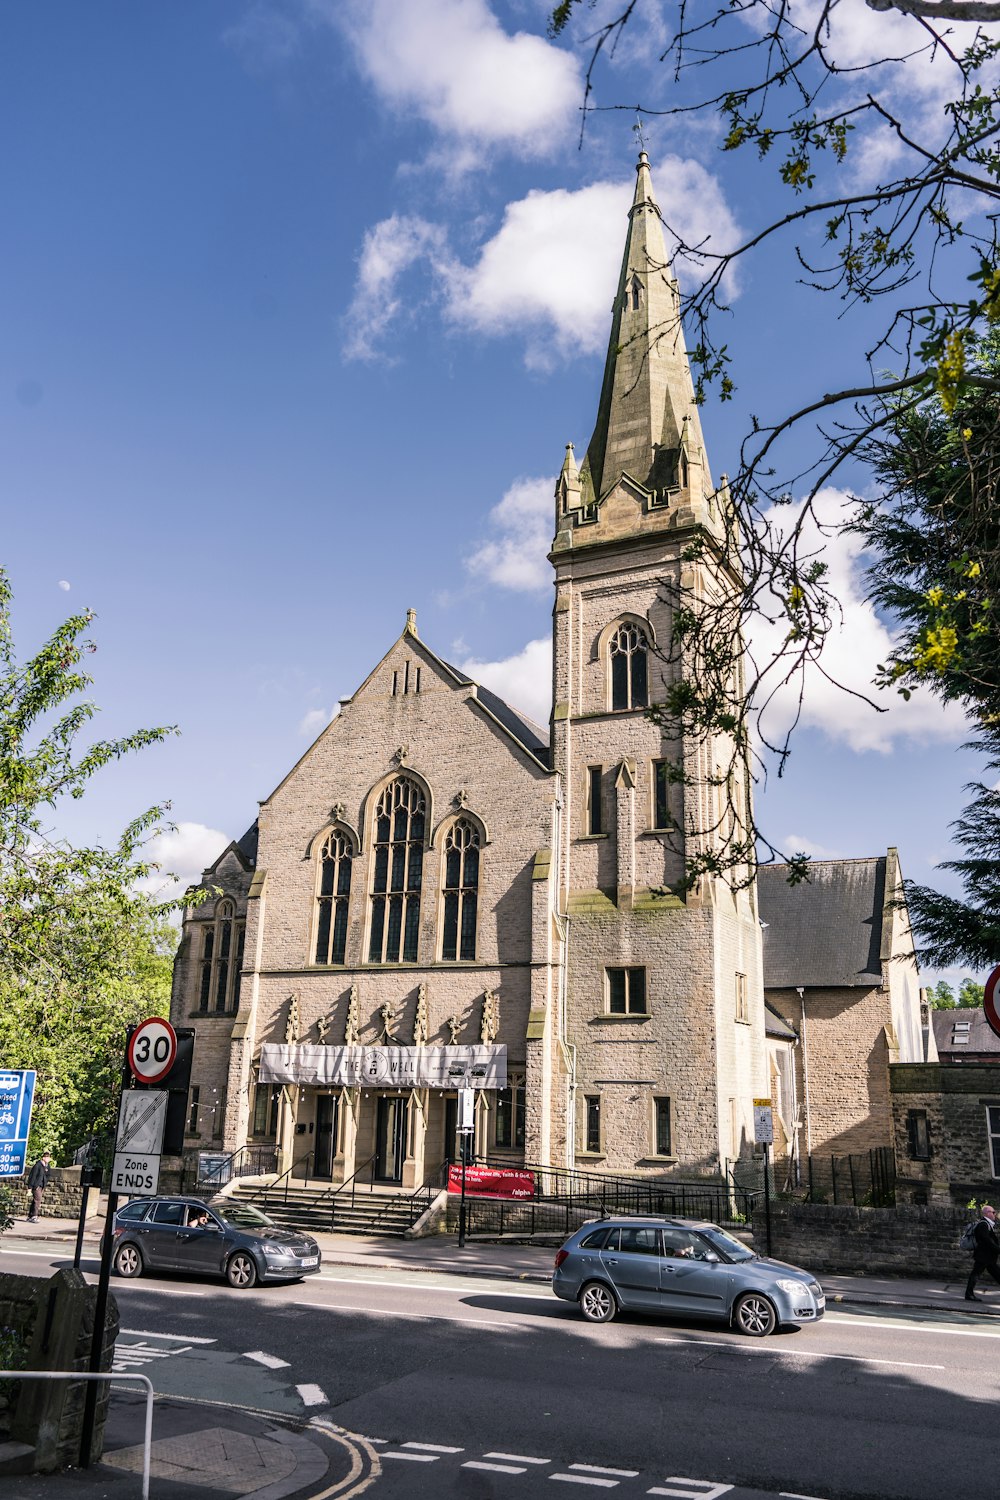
[26, 1151, 52, 1223]
[965, 1203, 1000, 1300]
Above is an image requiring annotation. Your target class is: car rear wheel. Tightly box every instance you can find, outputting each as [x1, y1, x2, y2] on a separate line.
[733, 1291, 777, 1337]
[579, 1281, 618, 1323]
[113, 1243, 143, 1279]
[226, 1251, 259, 1289]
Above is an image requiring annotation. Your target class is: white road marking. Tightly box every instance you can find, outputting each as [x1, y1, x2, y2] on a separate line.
[655, 1337, 943, 1370]
[296, 1383, 328, 1407]
[464, 1461, 528, 1474]
[780, 1492, 830, 1499]
[403, 1442, 464, 1453]
[825, 1312, 1000, 1340]
[114, 1287, 207, 1297]
[295, 1300, 514, 1329]
[648, 1484, 733, 1499]
[313, 1275, 547, 1300]
[120, 1329, 216, 1345]
[486, 1452, 552, 1465]
[384, 1452, 439, 1462]
[571, 1465, 640, 1478]
[243, 1350, 291, 1369]
[551, 1477, 619, 1489]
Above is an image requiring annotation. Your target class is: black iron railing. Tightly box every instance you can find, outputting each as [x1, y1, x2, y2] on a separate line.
[192, 1143, 279, 1193]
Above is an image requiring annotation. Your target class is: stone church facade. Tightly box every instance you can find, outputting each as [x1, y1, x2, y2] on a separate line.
[169, 153, 768, 1187]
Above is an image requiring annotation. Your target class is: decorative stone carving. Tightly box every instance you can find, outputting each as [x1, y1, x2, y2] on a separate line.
[393, 744, 410, 766]
[344, 985, 360, 1045]
[330, 801, 346, 822]
[481, 989, 500, 1046]
[454, 787, 469, 809]
[380, 1001, 397, 1041]
[447, 1013, 463, 1046]
[284, 994, 300, 1045]
[316, 1015, 330, 1044]
[414, 983, 429, 1045]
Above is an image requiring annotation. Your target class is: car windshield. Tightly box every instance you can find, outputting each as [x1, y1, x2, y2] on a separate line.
[698, 1226, 755, 1262]
[218, 1205, 277, 1230]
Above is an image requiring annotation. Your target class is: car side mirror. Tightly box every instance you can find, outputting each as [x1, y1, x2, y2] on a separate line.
[703, 1251, 720, 1263]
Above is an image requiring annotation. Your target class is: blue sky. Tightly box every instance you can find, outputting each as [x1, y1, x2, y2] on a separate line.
[2, 0, 986, 985]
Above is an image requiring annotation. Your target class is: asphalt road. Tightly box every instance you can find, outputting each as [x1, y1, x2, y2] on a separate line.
[3, 1238, 999, 1500]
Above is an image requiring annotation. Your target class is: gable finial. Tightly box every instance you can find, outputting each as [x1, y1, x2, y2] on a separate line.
[406, 608, 418, 636]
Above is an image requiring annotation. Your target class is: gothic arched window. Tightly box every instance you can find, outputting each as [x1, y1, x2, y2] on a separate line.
[368, 777, 426, 963]
[198, 899, 244, 1013]
[609, 622, 649, 711]
[442, 818, 480, 961]
[315, 830, 353, 965]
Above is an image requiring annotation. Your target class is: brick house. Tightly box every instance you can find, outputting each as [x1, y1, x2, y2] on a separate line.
[169, 152, 770, 1188]
[757, 850, 930, 1181]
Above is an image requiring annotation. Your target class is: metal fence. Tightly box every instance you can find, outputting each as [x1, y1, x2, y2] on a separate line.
[805, 1147, 896, 1207]
[458, 1158, 758, 1240]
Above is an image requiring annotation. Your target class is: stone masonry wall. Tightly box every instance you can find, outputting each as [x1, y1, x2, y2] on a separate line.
[752, 1201, 974, 1277]
[891, 1062, 1000, 1205]
[7, 1166, 96, 1221]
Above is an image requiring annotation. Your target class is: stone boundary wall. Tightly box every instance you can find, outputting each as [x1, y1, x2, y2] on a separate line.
[5, 1167, 101, 1221]
[753, 1201, 973, 1276]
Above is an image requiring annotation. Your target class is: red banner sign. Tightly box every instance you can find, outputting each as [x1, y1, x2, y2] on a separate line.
[447, 1164, 535, 1200]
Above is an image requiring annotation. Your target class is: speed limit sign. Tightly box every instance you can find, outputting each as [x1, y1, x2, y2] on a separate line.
[127, 1017, 178, 1084]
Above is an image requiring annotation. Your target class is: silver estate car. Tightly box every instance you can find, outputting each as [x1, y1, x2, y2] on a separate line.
[552, 1216, 824, 1336]
[106, 1196, 321, 1288]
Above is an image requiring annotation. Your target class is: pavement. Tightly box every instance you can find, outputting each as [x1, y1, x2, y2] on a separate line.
[4, 1209, 1000, 1498]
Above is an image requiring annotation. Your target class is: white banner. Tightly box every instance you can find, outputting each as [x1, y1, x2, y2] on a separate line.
[258, 1043, 507, 1089]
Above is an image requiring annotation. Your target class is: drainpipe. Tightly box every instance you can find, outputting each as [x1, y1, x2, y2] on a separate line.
[797, 987, 812, 1159]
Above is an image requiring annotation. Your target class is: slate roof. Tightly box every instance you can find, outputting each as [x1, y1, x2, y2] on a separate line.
[757, 857, 887, 989]
[235, 822, 259, 866]
[765, 1001, 798, 1041]
[440, 657, 550, 767]
[931, 1007, 1000, 1060]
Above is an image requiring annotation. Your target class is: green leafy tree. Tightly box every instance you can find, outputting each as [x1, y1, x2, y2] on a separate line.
[0, 569, 194, 1160]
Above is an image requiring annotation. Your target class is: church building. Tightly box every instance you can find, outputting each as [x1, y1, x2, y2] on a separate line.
[169, 153, 769, 1189]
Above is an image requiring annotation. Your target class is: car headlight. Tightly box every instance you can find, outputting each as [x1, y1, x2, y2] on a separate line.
[775, 1278, 807, 1296]
[260, 1242, 285, 1255]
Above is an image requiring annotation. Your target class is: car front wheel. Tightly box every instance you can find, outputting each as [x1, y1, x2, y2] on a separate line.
[579, 1281, 618, 1323]
[113, 1242, 143, 1279]
[226, 1251, 259, 1289]
[733, 1291, 777, 1337]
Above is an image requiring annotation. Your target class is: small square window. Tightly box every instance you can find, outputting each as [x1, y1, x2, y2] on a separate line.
[607, 967, 647, 1015]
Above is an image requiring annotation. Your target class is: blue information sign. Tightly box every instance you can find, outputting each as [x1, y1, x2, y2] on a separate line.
[0, 1070, 37, 1178]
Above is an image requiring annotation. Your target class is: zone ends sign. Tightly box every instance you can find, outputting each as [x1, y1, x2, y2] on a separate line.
[127, 1018, 178, 1085]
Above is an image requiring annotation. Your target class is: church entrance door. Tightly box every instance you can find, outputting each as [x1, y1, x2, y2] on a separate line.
[375, 1095, 407, 1184]
[315, 1094, 338, 1180]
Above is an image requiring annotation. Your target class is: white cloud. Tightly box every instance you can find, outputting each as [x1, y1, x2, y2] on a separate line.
[57, 580, 70, 591]
[466, 477, 553, 592]
[343, 215, 449, 362]
[459, 636, 551, 728]
[779, 833, 848, 861]
[298, 705, 338, 738]
[750, 491, 969, 754]
[137, 821, 231, 903]
[347, 168, 741, 366]
[330, 0, 581, 161]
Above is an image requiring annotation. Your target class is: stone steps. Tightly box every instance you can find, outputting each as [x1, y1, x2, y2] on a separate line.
[227, 1184, 425, 1238]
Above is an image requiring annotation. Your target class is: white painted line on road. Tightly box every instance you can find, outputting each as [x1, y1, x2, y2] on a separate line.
[649, 1481, 733, 1499]
[656, 1337, 943, 1370]
[120, 1329, 216, 1345]
[780, 1492, 830, 1499]
[295, 1300, 513, 1329]
[315, 1274, 546, 1300]
[571, 1465, 640, 1478]
[403, 1442, 464, 1453]
[384, 1452, 440, 1463]
[486, 1452, 552, 1465]
[551, 1476, 620, 1489]
[114, 1287, 207, 1297]
[825, 1312, 1000, 1340]
[243, 1350, 291, 1369]
[296, 1383, 328, 1407]
[464, 1461, 528, 1474]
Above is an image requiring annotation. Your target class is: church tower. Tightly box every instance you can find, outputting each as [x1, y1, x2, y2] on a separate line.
[551, 152, 766, 1176]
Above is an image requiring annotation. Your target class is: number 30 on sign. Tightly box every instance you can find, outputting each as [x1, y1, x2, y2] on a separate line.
[127, 1018, 177, 1084]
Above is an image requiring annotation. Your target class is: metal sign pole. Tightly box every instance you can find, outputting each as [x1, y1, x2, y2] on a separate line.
[458, 1132, 470, 1250]
[763, 1141, 773, 1259]
[80, 1035, 132, 1467]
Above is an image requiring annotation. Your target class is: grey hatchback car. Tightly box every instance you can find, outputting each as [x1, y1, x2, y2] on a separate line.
[107, 1196, 321, 1288]
[552, 1216, 824, 1336]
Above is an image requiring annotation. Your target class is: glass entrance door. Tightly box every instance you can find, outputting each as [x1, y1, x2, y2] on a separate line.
[444, 1096, 458, 1164]
[315, 1094, 338, 1180]
[375, 1095, 407, 1183]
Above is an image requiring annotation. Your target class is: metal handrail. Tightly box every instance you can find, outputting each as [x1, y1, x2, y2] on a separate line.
[367, 1159, 449, 1235]
[239, 1148, 315, 1205]
[194, 1142, 279, 1192]
[0, 1371, 153, 1500]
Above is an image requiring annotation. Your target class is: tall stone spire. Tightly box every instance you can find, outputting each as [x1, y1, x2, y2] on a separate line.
[576, 152, 711, 512]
